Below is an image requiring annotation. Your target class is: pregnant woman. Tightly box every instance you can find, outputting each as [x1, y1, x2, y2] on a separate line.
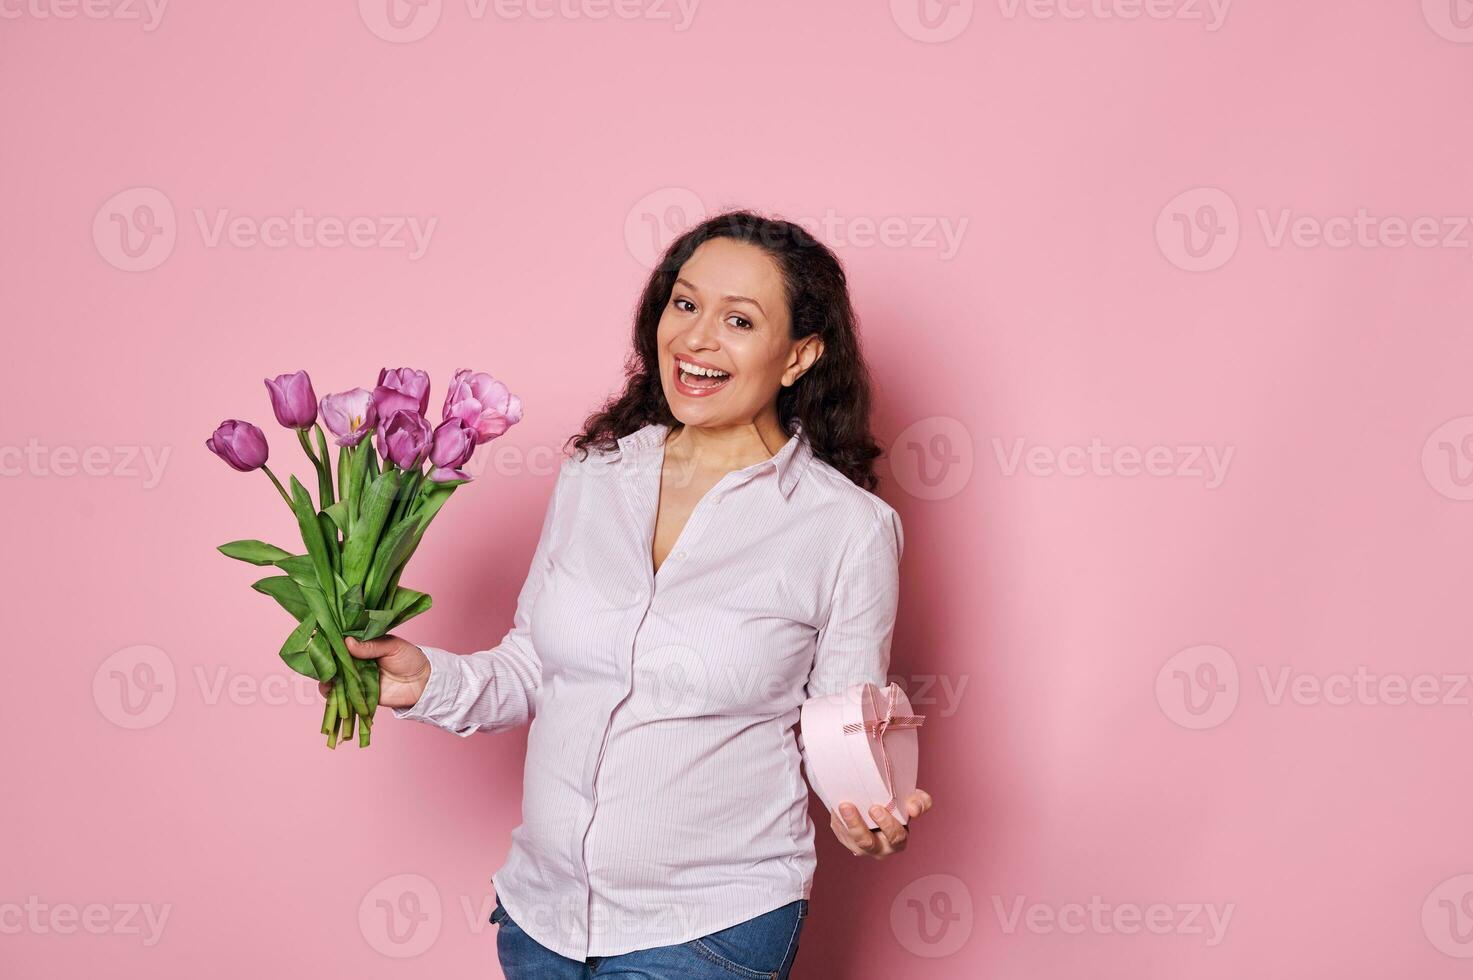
[333, 210, 935, 979]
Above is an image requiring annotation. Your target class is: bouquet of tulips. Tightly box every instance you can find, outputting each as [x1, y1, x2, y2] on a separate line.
[207, 367, 522, 748]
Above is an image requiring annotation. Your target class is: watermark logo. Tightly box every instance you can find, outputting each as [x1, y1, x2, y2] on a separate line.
[992, 895, 1233, 945]
[1423, 0, 1473, 43]
[359, 873, 442, 958]
[995, 0, 1231, 30]
[1422, 416, 1473, 501]
[1155, 644, 1238, 730]
[93, 187, 176, 272]
[890, 0, 974, 43]
[888, 416, 974, 501]
[992, 437, 1233, 488]
[0, 440, 171, 487]
[1424, 874, 1473, 957]
[1156, 187, 1239, 272]
[890, 873, 973, 957]
[359, 0, 444, 42]
[0, 898, 172, 946]
[625, 187, 706, 269]
[0, 0, 168, 31]
[93, 645, 176, 730]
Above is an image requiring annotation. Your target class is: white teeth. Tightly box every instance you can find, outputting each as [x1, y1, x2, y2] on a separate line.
[679, 360, 730, 379]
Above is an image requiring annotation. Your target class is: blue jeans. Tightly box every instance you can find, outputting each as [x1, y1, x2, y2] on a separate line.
[491, 894, 808, 979]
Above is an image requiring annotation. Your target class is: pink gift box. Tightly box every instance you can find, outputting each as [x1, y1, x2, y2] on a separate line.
[800, 681, 925, 830]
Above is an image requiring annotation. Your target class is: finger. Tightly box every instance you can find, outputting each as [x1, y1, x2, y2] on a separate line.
[830, 810, 864, 855]
[906, 789, 934, 818]
[837, 804, 879, 855]
[869, 804, 908, 848]
[344, 636, 392, 661]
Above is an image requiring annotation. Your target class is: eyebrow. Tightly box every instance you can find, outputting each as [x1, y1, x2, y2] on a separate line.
[675, 278, 766, 316]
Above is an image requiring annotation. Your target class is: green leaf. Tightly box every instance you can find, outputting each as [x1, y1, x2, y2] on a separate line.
[342, 584, 366, 633]
[279, 614, 336, 681]
[363, 513, 419, 608]
[341, 469, 401, 588]
[218, 540, 293, 565]
[389, 588, 432, 629]
[323, 499, 351, 535]
[298, 580, 369, 717]
[289, 476, 335, 599]
[251, 575, 309, 620]
[275, 554, 317, 590]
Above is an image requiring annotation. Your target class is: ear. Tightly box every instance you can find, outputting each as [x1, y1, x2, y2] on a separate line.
[784, 336, 825, 386]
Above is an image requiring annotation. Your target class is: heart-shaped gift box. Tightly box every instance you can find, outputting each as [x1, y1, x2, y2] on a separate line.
[799, 681, 925, 829]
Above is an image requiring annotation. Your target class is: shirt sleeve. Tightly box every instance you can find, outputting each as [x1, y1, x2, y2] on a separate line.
[797, 503, 905, 782]
[390, 457, 569, 737]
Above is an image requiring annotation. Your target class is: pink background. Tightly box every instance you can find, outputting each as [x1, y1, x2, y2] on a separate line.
[5, 1, 1473, 977]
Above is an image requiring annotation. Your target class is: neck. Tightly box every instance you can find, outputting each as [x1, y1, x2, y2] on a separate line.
[666, 413, 788, 474]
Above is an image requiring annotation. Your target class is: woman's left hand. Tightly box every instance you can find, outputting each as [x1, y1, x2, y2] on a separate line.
[830, 789, 934, 860]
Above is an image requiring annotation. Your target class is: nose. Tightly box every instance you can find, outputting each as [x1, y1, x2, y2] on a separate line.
[682, 308, 721, 350]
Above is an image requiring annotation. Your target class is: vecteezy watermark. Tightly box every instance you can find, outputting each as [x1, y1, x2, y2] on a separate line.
[1157, 644, 1473, 731]
[358, 0, 699, 43]
[93, 645, 177, 730]
[93, 187, 437, 272]
[93, 646, 354, 730]
[1424, 874, 1473, 957]
[1422, 416, 1473, 501]
[890, 874, 974, 958]
[0, 0, 168, 31]
[991, 895, 1234, 946]
[887, 416, 975, 502]
[1423, 0, 1473, 43]
[621, 189, 970, 269]
[1157, 186, 1473, 272]
[0, 898, 172, 947]
[360, 874, 442, 958]
[995, 0, 1231, 29]
[992, 437, 1234, 489]
[890, 0, 975, 43]
[1156, 644, 1239, 730]
[0, 440, 171, 488]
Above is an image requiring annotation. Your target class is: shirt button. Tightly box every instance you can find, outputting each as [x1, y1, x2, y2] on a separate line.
[675, 550, 687, 560]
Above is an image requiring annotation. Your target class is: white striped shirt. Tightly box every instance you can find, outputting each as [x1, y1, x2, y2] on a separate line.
[394, 418, 904, 960]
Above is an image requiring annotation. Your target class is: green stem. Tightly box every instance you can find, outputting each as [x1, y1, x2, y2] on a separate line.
[297, 428, 321, 468]
[321, 683, 337, 735]
[261, 466, 292, 508]
[314, 424, 335, 508]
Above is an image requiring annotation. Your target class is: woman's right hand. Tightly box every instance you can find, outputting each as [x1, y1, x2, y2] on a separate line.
[316, 635, 432, 708]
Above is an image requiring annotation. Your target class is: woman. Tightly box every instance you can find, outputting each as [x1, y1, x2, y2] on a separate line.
[336, 210, 935, 979]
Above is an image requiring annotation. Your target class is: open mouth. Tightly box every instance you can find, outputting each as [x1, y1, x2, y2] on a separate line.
[675, 357, 732, 393]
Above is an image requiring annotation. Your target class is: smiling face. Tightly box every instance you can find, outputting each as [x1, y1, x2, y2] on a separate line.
[656, 237, 823, 428]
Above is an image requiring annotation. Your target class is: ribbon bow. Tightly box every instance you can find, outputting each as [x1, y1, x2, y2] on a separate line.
[842, 682, 925, 818]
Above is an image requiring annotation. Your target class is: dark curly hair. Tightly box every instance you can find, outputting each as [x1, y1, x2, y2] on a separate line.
[567, 209, 884, 491]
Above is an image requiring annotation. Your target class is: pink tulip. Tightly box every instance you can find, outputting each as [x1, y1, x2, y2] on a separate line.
[264, 371, 317, 429]
[376, 410, 433, 470]
[206, 420, 269, 472]
[428, 418, 476, 482]
[373, 367, 431, 419]
[442, 368, 523, 444]
[319, 388, 378, 447]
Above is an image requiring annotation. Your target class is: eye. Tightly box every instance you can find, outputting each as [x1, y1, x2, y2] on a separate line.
[727, 314, 754, 330]
[673, 297, 696, 313]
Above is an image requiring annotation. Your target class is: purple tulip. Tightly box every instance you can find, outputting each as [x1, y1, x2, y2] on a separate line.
[376, 410, 433, 470]
[442, 368, 523, 444]
[264, 371, 318, 429]
[428, 417, 477, 482]
[319, 388, 378, 447]
[206, 420, 269, 472]
[373, 367, 431, 419]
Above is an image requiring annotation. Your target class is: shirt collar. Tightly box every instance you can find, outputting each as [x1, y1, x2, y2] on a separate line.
[616, 419, 814, 498]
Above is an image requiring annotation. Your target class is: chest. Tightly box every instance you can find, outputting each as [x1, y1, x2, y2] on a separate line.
[650, 466, 725, 575]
